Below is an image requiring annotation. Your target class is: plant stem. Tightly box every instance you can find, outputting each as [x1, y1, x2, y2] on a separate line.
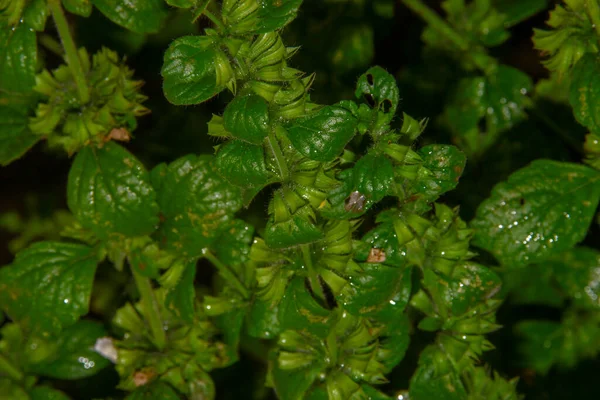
[401, 0, 495, 75]
[267, 128, 290, 181]
[203, 9, 226, 32]
[203, 250, 250, 298]
[301, 244, 326, 303]
[587, 0, 600, 37]
[48, 0, 90, 104]
[0, 353, 23, 382]
[39, 34, 65, 57]
[131, 267, 166, 351]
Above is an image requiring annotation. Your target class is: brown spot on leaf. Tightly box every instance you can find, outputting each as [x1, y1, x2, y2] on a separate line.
[106, 127, 131, 142]
[133, 369, 155, 387]
[367, 248, 386, 263]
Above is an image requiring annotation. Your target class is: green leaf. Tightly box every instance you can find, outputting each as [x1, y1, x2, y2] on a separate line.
[125, 381, 181, 399]
[246, 297, 281, 339]
[570, 54, 600, 134]
[23, 0, 49, 31]
[162, 36, 231, 105]
[355, 66, 399, 125]
[415, 144, 466, 201]
[67, 142, 160, 239]
[62, 0, 92, 16]
[352, 153, 395, 203]
[409, 346, 467, 400]
[165, 260, 197, 323]
[215, 140, 272, 189]
[278, 277, 333, 338]
[472, 160, 600, 268]
[444, 65, 532, 155]
[494, 0, 548, 27]
[29, 387, 70, 400]
[211, 219, 254, 268]
[29, 320, 110, 379]
[254, 0, 303, 33]
[270, 346, 323, 400]
[330, 24, 374, 73]
[515, 320, 563, 374]
[165, 0, 196, 7]
[91, 0, 167, 33]
[223, 94, 270, 145]
[0, 95, 40, 166]
[153, 155, 242, 257]
[548, 247, 600, 310]
[0, 242, 98, 334]
[286, 105, 357, 161]
[0, 22, 37, 93]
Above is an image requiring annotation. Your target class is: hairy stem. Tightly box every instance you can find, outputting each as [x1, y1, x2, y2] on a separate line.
[401, 0, 495, 75]
[267, 128, 290, 181]
[131, 266, 166, 351]
[203, 249, 250, 298]
[48, 0, 90, 104]
[0, 353, 23, 382]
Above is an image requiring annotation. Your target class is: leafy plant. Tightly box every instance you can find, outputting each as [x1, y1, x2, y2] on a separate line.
[1, 0, 600, 399]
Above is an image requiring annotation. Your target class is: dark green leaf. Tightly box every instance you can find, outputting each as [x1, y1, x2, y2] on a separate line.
[330, 24, 374, 73]
[286, 105, 357, 161]
[270, 348, 322, 400]
[355, 66, 399, 122]
[153, 155, 242, 257]
[125, 381, 181, 399]
[91, 0, 167, 33]
[352, 153, 394, 203]
[444, 65, 532, 155]
[255, 0, 303, 33]
[165, 260, 197, 323]
[23, 0, 48, 31]
[570, 54, 600, 134]
[211, 219, 254, 268]
[549, 247, 600, 310]
[515, 320, 563, 374]
[0, 22, 36, 93]
[0, 242, 98, 334]
[472, 160, 600, 268]
[165, 0, 196, 7]
[278, 277, 333, 338]
[29, 387, 70, 400]
[415, 144, 466, 201]
[62, 0, 93, 17]
[264, 205, 323, 249]
[409, 346, 467, 400]
[0, 95, 40, 166]
[246, 298, 281, 339]
[29, 320, 110, 379]
[162, 36, 229, 105]
[223, 94, 270, 145]
[502, 263, 564, 307]
[215, 140, 272, 189]
[67, 142, 160, 239]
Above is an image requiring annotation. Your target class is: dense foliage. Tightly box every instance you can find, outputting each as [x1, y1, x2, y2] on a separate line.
[1, 0, 600, 399]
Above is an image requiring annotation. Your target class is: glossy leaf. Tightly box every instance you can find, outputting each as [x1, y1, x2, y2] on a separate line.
[91, 0, 167, 33]
[472, 160, 600, 268]
[62, 0, 93, 17]
[246, 298, 281, 339]
[0, 242, 98, 334]
[494, 0, 548, 27]
[286, 105, 357, 161]
[444, 65, 532, 155]
[409, 346, 466, 400]
[355, 66, 399, 124]
[162, 36, 230, 105]
[255, 0, 304, 33]
[153, 155, 242, 257]
[0, 22, 36, 93]
[414, 144, 466, 201]
[0, 96, 40, 166]
[215, 140, 272, 188]
[223, 94, 270, 145]
[67, 142, 160, 239]
[29, 320, 110, 379]
[21, 0, 49, 31]
[570, 54, 600, 134]
[165, 0, 196, 7]
[165, 260, 197, 323]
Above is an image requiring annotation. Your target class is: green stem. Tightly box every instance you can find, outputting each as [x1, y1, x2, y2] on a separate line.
[587, 0, 600, 37]
[39, 34, 65, 57]
[203, 9, 226, 32]
[131, 267, 166, 351]
[0, 353, 23, 382]
[203, 250, 250, 298]
[48, 0, 90, 104]
[267, 128, 290, 181]
[401, 0, 496, 75]
[301, 244, 326, 303]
